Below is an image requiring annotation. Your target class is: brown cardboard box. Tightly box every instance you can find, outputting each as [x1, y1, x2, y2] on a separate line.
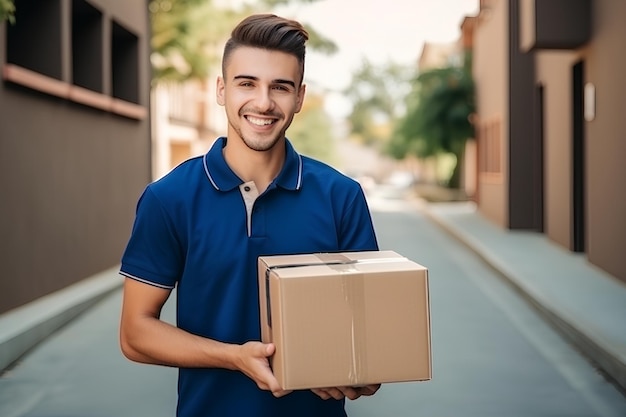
[258, 250, 431, 390]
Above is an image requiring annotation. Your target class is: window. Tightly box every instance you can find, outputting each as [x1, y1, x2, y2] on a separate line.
[111, 20, 139, 104]
[6, 0, 62, 80]
[3, 0, 146, 120]
[72, 0, 103, 93]
[479, 118, 502, 176]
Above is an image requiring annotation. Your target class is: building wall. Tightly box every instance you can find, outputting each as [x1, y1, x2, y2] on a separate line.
[584, 0, 626, 280]
[507, 0, 537, 230]
[0, 0, 152, 314]
[474, 0, 626, 282]
[473, 0, 509, 227]
[535, 51, 579, 250]
[151, 79, 221, 180]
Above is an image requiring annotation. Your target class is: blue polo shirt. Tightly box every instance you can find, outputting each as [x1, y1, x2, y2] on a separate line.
[120, 137, 378, 417]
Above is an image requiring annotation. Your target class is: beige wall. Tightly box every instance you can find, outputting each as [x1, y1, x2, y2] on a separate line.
[470, 0, 626, 282]
[584, 0, 626, 280]
[535, 51, 579, 249]
[473, 0, 508, 227]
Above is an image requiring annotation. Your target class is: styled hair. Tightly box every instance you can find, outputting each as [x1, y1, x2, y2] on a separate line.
[222, 14, 309, 84]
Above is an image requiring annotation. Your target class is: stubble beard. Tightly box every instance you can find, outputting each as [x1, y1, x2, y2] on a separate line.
[230, 121, 283, 152]
[231, 110, 294, 152]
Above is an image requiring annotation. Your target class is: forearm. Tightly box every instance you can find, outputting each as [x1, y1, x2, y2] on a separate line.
[120, 314, 238, 370]
[120, 315, 288, 395]
[119, 278, 286, 395]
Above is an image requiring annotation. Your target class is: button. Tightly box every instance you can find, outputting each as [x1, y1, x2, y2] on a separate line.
[244, 186, 251, 192]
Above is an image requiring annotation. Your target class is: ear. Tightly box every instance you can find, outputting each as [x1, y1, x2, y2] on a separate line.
[294, 83, 306, 113]
[216, 76, 225, 106]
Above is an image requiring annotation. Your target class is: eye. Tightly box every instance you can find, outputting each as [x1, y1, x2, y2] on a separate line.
[272, 85, 290, 92]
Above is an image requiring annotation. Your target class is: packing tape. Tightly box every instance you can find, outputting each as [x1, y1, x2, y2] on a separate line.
[266, 253, 408, 271]
[335, 266, 367, 385]
[317, 254, 368, 385]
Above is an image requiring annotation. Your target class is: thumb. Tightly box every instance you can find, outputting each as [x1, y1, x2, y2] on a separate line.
[264, 343, 276, 357]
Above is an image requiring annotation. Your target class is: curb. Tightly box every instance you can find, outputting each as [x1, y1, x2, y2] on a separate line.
[0, 267, 123, 372]
[421, 204, 626, 393]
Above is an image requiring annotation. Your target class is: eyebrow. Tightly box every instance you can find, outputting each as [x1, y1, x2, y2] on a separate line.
[233, 75, 296, 88]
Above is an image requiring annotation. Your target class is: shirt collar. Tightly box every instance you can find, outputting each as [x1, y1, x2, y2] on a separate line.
[203, 137, 303, 192]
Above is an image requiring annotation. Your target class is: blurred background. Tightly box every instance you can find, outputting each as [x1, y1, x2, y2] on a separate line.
[0, 0, 483, 319]
[1, 1, 625, 416]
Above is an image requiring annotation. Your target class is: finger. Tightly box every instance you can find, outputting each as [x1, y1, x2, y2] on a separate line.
[324, 387, 344, 400]
[311, 388, 331, 400]
[257, 375, 286, 395]
[337, 386, 360, 400]
[256, 368, 284, 394]
[242, 343, 282, 394]
[312, 388, 342, 400]
[272, 389, 293, 398]
[264, 343, 275, 357]
[359, 384, 381, 396]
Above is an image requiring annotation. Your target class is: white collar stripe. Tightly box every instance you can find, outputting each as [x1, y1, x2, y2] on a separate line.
[296, 154, 303, 190]
[203, 153, 220, 190]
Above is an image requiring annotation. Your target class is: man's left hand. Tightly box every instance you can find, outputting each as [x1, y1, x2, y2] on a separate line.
[311, 384, 381, 401]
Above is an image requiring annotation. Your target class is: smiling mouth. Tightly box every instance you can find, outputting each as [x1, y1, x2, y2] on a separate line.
[246, 116, 277, 126]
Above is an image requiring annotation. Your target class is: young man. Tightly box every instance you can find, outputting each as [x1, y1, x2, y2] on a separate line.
[119, 14, 380, 417]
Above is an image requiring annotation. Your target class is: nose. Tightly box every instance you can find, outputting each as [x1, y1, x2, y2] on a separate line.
[254, 88, 274, 113]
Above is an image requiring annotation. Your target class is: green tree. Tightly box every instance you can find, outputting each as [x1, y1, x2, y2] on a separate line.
[149, 0, 241, 83]
[149, 0, 337, 84]
[344, 59, 410, 146]
[0, 0, 15, 24]
[287, 93, 336, 164]
[392, 61, 475, 188]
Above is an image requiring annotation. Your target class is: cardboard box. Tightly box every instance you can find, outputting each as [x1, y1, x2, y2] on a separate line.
[258, 250, 431, 390]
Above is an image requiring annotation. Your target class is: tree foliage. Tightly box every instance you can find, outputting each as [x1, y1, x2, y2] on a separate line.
[149, 0, 242, 83]
[0, 0, 15, 24]
[390, 59, 475, 187]
[149, 0, 336, 84]
[344, 59, 411, 146]
[287, 93, 336, 164]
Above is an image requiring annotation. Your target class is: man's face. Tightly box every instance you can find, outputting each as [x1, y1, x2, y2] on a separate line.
[217, 46, 306, 152]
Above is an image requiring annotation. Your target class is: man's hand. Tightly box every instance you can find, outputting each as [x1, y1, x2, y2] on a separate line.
[235, 342, 292, 398]
[312, 384, 381, 401]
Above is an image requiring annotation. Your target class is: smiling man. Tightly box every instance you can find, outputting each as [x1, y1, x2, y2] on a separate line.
[118, 14, 380, 417]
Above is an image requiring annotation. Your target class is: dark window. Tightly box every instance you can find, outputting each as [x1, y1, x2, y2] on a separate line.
[6, 0, 62, 79]
[111, 21, 139, 104]
[72, 0, 103, 92]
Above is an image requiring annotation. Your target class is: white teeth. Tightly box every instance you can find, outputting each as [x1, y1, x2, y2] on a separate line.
[247, 116, 274, 126]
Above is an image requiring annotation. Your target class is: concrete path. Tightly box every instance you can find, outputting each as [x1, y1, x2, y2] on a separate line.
[423, 201, 626, 393]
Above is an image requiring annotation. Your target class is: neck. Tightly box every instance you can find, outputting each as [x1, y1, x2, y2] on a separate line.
[222, 136, 286, 193]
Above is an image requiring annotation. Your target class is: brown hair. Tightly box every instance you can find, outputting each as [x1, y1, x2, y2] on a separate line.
[222, 14, 309, 84]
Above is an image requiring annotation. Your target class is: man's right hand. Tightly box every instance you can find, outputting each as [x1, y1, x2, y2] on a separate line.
[236, 342, 292, 398]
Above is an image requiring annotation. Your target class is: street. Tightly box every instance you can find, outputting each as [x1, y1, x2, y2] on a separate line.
[1, 195, 625, 417]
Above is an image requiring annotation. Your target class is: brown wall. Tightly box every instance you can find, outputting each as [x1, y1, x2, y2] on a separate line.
[536, 51, 579, 250]
[0, 0, 152, 313]
[584, 0, 626, 280]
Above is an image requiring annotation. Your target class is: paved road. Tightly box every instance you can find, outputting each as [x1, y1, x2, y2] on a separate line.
[349, 197, 626, 416]
[1, 196, 625, 416]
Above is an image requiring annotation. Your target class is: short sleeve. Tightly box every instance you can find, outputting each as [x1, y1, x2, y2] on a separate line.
[120, 186, 184, 289]
[338, 184, 379, 252]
